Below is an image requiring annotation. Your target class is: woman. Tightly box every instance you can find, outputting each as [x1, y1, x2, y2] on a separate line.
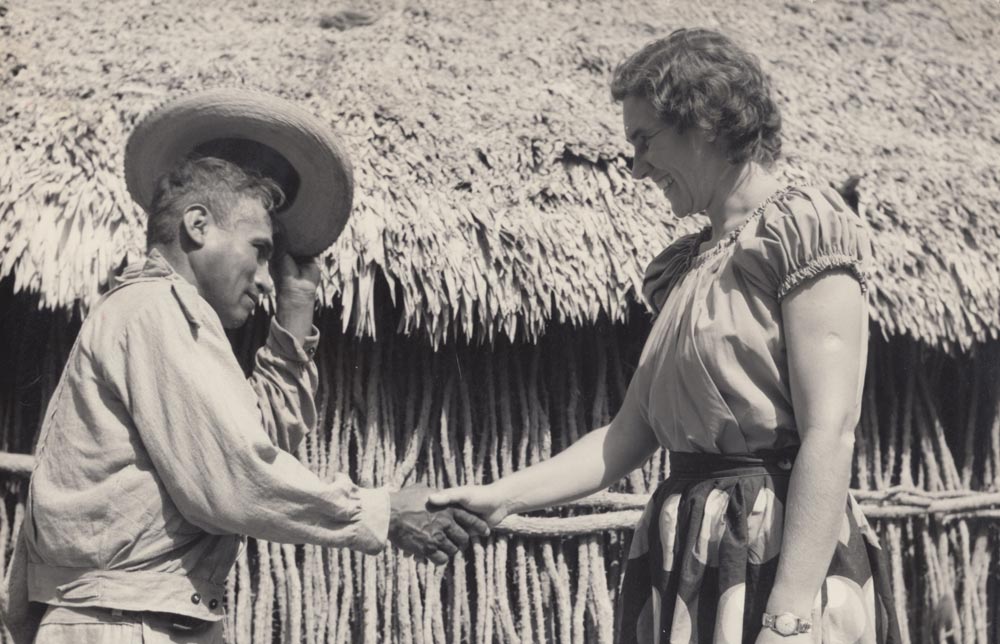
[431, 28, 901, 643]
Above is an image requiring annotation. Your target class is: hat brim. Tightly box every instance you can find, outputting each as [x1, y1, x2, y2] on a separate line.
[125, 89, 354, 256]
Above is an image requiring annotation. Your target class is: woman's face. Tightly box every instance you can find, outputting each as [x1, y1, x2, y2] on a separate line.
[622, 95, 720, 217]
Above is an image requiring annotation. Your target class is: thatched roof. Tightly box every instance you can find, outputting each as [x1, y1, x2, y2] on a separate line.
[2, 0, 998, 349]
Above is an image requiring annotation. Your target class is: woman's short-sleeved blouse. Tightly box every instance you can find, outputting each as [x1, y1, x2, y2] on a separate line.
[629, 185, 873, 454]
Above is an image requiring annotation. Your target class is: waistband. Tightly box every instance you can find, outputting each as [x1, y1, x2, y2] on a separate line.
[28, 564, 226, 622]
[668, 447, 798, 478]
[39, 605, 220, 635]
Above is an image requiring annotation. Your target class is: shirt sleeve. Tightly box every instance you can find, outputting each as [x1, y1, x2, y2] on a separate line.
[249, 318, 320, 455]
[106, 292, 390, 553]
[0, 527, 45, 644]
[642, 232, 703, 314]
[734, 186, 874, 301]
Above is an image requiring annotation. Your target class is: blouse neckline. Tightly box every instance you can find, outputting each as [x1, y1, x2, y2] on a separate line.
[688, 185, 794, 268]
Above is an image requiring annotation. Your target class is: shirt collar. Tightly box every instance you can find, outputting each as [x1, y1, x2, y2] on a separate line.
[110, 249, 184, 290]
[108, 250, 204, 329]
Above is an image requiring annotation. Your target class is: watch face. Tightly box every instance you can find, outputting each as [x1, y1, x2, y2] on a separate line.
[774, 614, 798, 636]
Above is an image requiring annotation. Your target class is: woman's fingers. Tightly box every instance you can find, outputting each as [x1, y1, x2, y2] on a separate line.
[429, 486, 506, 529]
[427, 487, 466, 506]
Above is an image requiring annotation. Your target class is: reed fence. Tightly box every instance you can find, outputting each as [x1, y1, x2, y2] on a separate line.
[0, 293, 997, 643]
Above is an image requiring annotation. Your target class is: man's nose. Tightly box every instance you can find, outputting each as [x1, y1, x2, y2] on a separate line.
[255, 263, 274, 295]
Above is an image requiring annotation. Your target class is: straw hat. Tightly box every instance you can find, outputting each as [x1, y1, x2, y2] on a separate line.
[124, 88, 354, 256]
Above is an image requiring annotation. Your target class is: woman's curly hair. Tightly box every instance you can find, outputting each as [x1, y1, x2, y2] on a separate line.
[610, 28, 782, 167]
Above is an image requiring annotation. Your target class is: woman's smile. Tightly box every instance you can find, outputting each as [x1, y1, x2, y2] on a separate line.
[654, 173, 676, 196]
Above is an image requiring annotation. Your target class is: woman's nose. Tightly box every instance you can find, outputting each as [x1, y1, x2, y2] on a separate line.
[631, 155, 651, 181]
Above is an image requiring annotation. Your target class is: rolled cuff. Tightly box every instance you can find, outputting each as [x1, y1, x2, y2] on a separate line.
[776, 254, 870, 302]
[267, 318, 320, 363]
[354, 486, 392, 554]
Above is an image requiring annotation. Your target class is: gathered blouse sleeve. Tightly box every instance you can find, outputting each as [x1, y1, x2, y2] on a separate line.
[735, 186, 874, 301]
[642, 231, 704, 313]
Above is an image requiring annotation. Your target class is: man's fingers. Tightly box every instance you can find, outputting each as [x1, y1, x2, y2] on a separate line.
[451, 508, 491, 536]
[273, 252, 294, 276]
[434, 530, 459, 557]
[426, 545, 449, 566]
[442, 520, 471, 551]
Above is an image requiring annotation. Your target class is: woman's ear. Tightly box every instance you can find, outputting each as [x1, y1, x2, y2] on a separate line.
[690, 127, 718, 150]
[180, 204, 210, 248]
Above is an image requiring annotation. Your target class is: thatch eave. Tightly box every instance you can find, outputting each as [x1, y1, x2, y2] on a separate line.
[1, 0, 997, 350]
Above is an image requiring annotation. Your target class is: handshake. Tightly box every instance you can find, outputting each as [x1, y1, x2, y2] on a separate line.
[387, 483, 506, 565]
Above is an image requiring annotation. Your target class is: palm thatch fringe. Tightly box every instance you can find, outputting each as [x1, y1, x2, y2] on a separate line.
[1, 294, 998, 643]
[2, 0, 998, 350]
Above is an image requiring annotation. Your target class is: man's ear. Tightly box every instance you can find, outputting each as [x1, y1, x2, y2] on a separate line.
[180, 205, 210, 248]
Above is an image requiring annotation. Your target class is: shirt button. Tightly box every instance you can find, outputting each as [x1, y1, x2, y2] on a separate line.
[191, 593, 201, 605]
[209, 599, 219, 610]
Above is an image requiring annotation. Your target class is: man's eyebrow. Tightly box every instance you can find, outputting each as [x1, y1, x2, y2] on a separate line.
[253, 238, 274, 256]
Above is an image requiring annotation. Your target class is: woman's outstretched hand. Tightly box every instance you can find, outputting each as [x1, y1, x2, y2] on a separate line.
[428, 484, 511, 528]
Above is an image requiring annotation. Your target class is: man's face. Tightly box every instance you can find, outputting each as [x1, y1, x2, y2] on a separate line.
[191, 197, 274, 328]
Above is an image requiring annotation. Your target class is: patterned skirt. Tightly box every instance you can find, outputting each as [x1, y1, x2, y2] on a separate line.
[616, 450, 901, 643]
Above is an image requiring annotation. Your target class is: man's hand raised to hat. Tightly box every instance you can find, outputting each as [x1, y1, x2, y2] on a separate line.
[274, 254, 321, 346]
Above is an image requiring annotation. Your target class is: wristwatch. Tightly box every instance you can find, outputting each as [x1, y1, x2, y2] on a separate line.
[762, 612, 812, 636]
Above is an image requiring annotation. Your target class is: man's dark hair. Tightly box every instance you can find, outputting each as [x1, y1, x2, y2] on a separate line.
[610, 28, 782, 167]
[147, 156, 286, 248]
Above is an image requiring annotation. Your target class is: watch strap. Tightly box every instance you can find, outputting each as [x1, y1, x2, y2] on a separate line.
[762, 611, 813, 636]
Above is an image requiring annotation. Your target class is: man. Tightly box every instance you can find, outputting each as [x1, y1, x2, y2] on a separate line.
[0, 154, 488, 643]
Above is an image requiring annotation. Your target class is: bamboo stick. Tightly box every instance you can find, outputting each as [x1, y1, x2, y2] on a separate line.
[571, 539, 590, 643]
[335, 549, 354, 643]
[270, 542, 289, 644]
[303, 545, 318, 644]
[458, 346, 476, 485]
[381, 550, 395, 644]
[588, 537, 615, 644]
[396, 551, 414, 644]
[252, 540, 274, 644]
[888, 523, 911, 643]
[236, 545, 253, 644]
[956, 521, 976, 643]
[960, 362, 979, 488]
[362, 554, 377, 644]
[515, 540, 533, 643]
[429, 564, 448, 644]
[484, 351, 500, 484]
[493, 536, 521, 643]
[481, 540, 495, 644]
[449, 551, 468, 644]
[283, 543, 303, 644]
[472, 539, 488, 644]
[498, 347, 515, 479]
[526, 543, 547, 644]
[320, 534, 339, 643]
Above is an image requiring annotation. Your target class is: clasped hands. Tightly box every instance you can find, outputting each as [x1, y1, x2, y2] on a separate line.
[388, 484, 507, 565]
[271, 254, 503, 565]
